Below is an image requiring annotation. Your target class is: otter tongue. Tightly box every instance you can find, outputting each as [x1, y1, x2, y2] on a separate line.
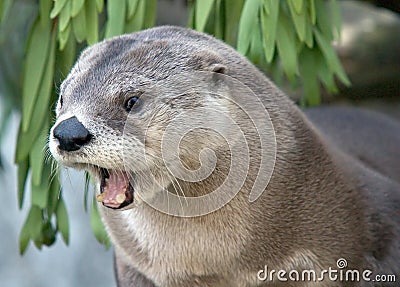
[102, 171, 129, 208]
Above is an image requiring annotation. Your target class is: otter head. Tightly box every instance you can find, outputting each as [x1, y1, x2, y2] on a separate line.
[49, 28, 234, 211]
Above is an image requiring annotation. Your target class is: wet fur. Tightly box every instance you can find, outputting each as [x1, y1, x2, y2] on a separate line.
[50, 26, 400, 286]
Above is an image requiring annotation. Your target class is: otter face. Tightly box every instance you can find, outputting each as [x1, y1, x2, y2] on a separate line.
[49, 28, 277, 217]
[49, 81, 145, 209]
[49, 30, 229, 211]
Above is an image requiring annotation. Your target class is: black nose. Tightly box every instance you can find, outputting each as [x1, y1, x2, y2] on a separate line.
[53, 116, 92, 152]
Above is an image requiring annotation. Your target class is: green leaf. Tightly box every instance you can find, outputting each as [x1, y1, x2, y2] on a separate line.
[33, 235, 44, 250]
[105, 0, 126, 38]
[90, 199, 111, 248]
[309, 0, 316, 25]
[237, 0, 261, 55]
[316, 48, 338, 93]
[31, 169, 50, 209]
[195, 0, 214, 32]
[41, 221, 57, 246]
[261, 0, 279, 62]
[290, 0, 303, 14]
[17, 159, 29, 209]
[59, 28, 76, 76]
[248, 23, 263, 64]
[276, 13, 299, 82]
[71, 0, 85, 17]
[39, 0, 52, 27]
[299, 47, 320, 106]
[72, 4, 87, 42]
[19, 214, 31, 255]
[187, 0, 195, 28]
[85, 0, 99, 45]
[56, 198, 70, 245]
[263, 0, 270, 14]
[15, 132, 30, 164]
[330, 0, 341, 39]
[27, 32, 55, 165]
[288, 0, 306, 42]
[143, 0, 156, 29]
[314, 29, 350, 86]
[126, 0, 139, 20]
[95, 0, 104, 12]
[19, 205, 43, 254]
[224, 0, 243, 46]
[48, 174, 61, 216]
[16, 116, 47, 163]
[21, 19, 51, 132]
[125, 0, 144, 33]
[214, 0, 224, 39]
[0, 0, 14, 23]
[269, 51, 284, 86]
[58, 21, 71, 50]
[30, 127, 48, 188]
[304, 18, 314, 48]
[59, 0, 71, 32]
[50, 0, 68, 19]
[315, 0, 332, 41]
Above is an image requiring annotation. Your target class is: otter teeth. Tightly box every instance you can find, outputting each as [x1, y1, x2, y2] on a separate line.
[96, 193, 105, 202]
[116, 194, 126, 204]
[96, 168, 134, 209]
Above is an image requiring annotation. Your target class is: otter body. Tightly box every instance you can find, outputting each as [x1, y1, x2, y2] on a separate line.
[49, 27, 400, 286]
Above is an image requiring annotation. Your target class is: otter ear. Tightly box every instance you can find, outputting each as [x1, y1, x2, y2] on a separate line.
[208, 63, 226, 74]
[188, 50, 227, 74]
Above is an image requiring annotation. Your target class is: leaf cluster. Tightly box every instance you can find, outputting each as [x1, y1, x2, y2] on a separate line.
[190, 0, 350, 105]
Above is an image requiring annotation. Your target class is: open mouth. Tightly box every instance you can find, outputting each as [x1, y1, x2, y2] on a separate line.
[96, 168, 134, 209]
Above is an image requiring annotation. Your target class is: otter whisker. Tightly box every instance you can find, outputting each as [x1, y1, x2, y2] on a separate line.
[165, 171, 187, 212]
[158, 170, 170, 214]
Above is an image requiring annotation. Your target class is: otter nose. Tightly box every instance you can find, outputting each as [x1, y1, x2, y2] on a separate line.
[53, 116, 92, 152]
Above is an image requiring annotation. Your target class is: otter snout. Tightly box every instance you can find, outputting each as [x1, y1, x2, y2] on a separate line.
[53, 116, 92, 152]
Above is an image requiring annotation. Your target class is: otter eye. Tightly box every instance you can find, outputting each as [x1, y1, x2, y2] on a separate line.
[125, 96, 140, 112]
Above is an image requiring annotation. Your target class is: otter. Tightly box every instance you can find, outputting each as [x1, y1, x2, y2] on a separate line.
[49, 26, 400, 286]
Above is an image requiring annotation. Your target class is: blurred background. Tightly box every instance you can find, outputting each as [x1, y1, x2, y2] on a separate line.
[0, 0, 399, 286]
